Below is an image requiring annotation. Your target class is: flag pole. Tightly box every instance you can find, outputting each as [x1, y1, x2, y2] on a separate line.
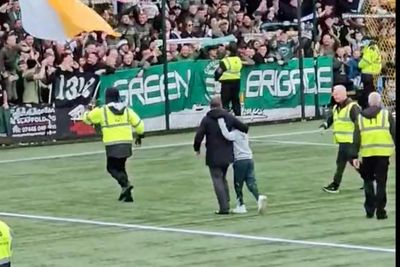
[161, 0, 170, 130]
[297, 0, 305, 120]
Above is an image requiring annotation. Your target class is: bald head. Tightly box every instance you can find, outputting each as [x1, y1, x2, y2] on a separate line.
[209, 95, 222, 109]
[332, 85, 347, 103]
[368, 92, 382, 107]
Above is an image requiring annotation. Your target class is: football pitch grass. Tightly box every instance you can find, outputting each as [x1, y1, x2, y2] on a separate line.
[0, 121, 395, 267]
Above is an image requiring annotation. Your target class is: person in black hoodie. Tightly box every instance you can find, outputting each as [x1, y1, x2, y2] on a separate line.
[82, 88, 145, 203]
[352, 92, 395, 219]
[193, 96, 249, 214]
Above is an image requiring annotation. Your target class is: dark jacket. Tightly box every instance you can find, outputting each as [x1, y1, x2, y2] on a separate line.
[353, 106, 396, 156]
[253, 52, 267, 64]
[193, 108, 248, 167]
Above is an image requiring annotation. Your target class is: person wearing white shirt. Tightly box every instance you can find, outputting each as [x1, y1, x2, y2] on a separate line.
[218, 118, 267, 214]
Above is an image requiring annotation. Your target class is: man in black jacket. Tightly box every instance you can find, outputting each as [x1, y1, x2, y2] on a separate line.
[193, 96, 249, 214]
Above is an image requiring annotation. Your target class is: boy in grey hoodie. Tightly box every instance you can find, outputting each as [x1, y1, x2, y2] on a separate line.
[217, 118, 267, 214]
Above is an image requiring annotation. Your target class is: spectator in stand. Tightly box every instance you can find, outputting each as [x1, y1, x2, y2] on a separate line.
[205, 45, 219, 60]
[135, 11, 152, 48]
[277, 0, 298, 21]
[217, 1, 235, 30]
[276, 31, 297, 64]
[139, 47, 158, 67]
[0, 81, 9, 136]
[181, 19, 198, 38]
[21, 58, 46, 104]
[346, 29, 364, 52]
[333, 46, 352, 90]
[41, 52, 56, 103]
[0, 33, 19, 103]
[7, 0, 20, 27]
[116, 15, 136, 47]
[238, 15, 257, 34]
[176, 45, 194, 61]
[83, 52, 101, 73]
[121, 51, 138, 69]
[164, 19, 179, 40]
[253, 44, 268, 64]
[102, 9, 118, 29]
[315, 33, 336, 57]
[117, 39, 131, 58]
[218, 19, 231, 36]
[347, 49, 361, 88]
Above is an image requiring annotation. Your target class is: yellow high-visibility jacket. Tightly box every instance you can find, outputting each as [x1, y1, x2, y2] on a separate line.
[82, 104, 144, 146]
[219, 56, 242, 81]
[332, 102, 359, 143]
[358, 44, 382, 75]
[358, 109, 395, 157]
[0, 220, 12, 266]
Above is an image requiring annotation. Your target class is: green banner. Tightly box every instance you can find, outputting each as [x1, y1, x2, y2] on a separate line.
[242, 57, 332, 110]
[99, 57, 332, 119]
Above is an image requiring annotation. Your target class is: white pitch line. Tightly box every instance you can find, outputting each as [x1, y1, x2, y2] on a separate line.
[0, 129, 324, 164]
[0, 212, 394, 254]
[256, 140, 336, 147]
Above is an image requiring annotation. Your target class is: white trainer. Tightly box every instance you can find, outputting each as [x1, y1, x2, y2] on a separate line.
[232, 205, 247, 214]
[257, 195, 267, 214]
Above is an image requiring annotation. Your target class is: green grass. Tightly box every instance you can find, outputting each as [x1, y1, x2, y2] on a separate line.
[0, 121, 395, 267]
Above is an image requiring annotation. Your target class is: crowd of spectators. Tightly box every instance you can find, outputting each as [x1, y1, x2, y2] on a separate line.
[0, 0, 395, 108]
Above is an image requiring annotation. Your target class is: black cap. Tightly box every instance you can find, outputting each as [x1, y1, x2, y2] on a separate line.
[105, 87, 121, 104]
[227, 42, 238, 55]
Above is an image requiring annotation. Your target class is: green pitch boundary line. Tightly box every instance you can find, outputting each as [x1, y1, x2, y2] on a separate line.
[0, 129, 331, 164]
[0, 212, 394, 254]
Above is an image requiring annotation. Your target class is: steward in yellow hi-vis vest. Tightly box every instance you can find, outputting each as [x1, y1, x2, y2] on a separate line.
[0, 220, 12, 267]
[319, 85, 362, 193]
[82, 87, 144, 203]
[214, 43, 243, 116]
[352, 92, 395, 219]
[358, 39, 382, 109]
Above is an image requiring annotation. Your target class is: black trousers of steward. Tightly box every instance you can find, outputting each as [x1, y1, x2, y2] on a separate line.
[221, 80, 241, 116]
[360, 156, 390, 217]
[106, 157, 129, 188]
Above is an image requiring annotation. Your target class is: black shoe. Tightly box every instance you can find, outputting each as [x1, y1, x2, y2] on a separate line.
[118, 185, 133, 201]
[366, 213, 374, 218]
[123, 194, 134, 203]
[322, 183, 339, 194]
[377, 213, 388, 220]
[215, 210, 230, 215]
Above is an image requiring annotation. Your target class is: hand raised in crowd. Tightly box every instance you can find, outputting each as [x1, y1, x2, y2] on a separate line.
[41, 57, 49, 67]
[101, 32, 108, 42]
[3, 23, 9, 32]
[72, 61, 80, 70]
[0, 3, 8, 12]
[9, 74, 18, 82]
